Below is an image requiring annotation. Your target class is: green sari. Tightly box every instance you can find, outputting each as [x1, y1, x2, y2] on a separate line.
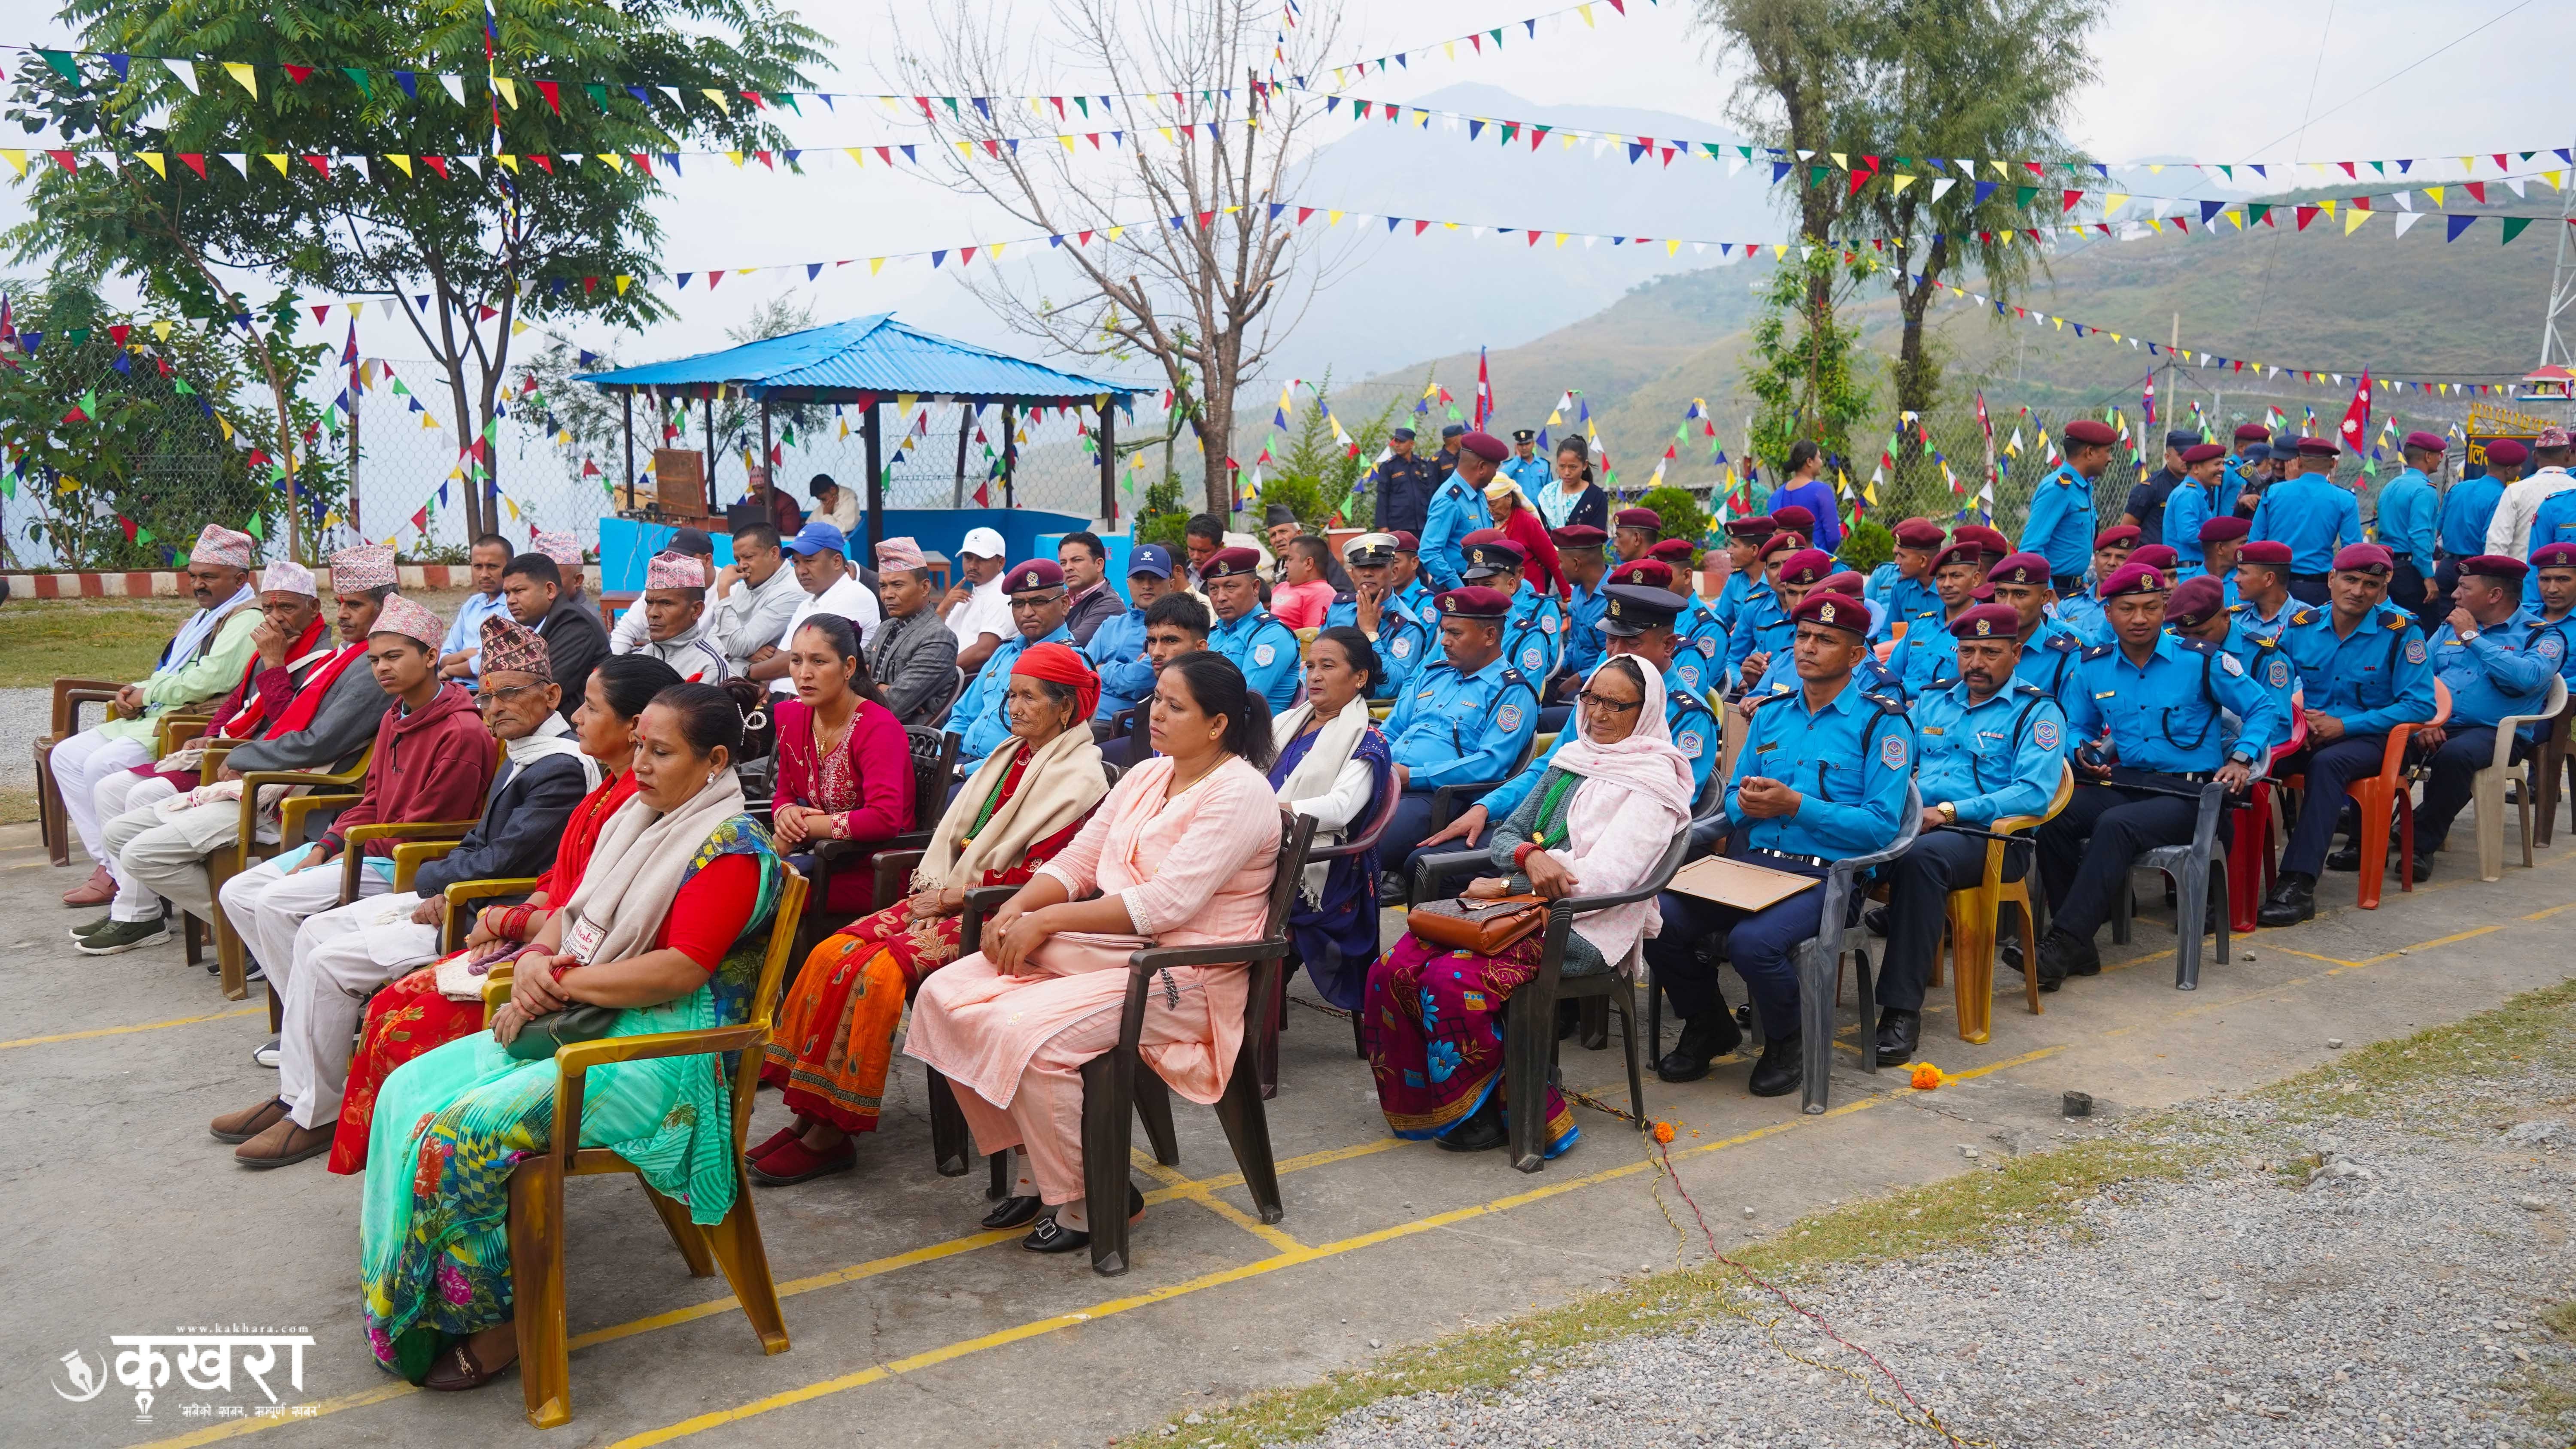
[359, 813, 782, 1380]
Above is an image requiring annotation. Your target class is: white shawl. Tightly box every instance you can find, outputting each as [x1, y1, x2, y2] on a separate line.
[1269, 693, 1373, 904]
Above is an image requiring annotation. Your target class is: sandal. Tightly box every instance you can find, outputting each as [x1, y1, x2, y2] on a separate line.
[421, 1341, 515, 1392]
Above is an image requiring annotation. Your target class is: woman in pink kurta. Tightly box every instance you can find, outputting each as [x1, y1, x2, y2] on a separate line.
[905, 652, 1285, 1252]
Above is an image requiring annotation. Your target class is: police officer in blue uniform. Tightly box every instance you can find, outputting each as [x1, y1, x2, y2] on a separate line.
[1085, 543, 1180, 721]
[1873, 601, 2070, 1064]
[1425, 584, 1722, 858]
[1385, 530, 1437, 635]
[1612, 505, 1663, 565]
[1729, 545, 1834, 697]
[2254, 544, 2439, 923]
[1867, 517, 1948, 642]
[2162, 574, 2292, 744]
[1709, 514, 1779, 635]
[2411, 554, 2562, 873]
[1887, 541, 1990, 695]
[2524, 543, 2576, 693]
[2032, 562, 2285, 987]
[1326, 533, 1433, 702]
[1502, 428, 1554, 498]
[2377, 430, 2446, 623]
[1419, 430, 1505, 591]
[2436, 439, 2517, 622]
[1199, 546, 1303, 711]
[1371, 427, 1438, 542]
[2196, 517, 2250, 610]
[1380, 585, 1542, 890]
[1645, 592, 1913, 1092]
[2054, 524, 2139, 644]
[2227, 540, 2318, 649]
[1609, 559, 1716, 700]
[1979, 552, 2090, 706]
[952, 558, 1077, 768]
[1743, 572, 1906, 703]
[1541, 524, 1613, 728]
[2166, 441, 2241, 578]
[2249, 436, 2365, 605]
[2018, 417, 2117, 595]
[1459, 530, 1565, 685]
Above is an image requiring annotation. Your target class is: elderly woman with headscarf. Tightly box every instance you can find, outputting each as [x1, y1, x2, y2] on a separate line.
[753, 643, 1111, 1185]
[1484, 474, 1569, 599]
[1265, 625, 1393, 1010]
[1364, 654, 1692, 1158]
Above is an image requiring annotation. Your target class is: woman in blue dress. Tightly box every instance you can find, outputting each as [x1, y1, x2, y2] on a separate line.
[1264, 626, 1393, 1009]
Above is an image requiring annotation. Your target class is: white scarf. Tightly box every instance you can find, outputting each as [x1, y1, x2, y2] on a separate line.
[503, 712, 602, 794]
[162, 583, 255, 670]
[1270, 693, 1373, 905]
[559, 769, 748, 967]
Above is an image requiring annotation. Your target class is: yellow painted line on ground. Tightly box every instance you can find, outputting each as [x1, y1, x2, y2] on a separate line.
[1133, 1149, 1308, 1255]
[0, 1004, 262, 1052]
[2265, 945, 2367, 969]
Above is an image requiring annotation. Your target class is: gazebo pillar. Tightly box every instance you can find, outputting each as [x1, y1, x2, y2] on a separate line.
[862, 398, 884, 557]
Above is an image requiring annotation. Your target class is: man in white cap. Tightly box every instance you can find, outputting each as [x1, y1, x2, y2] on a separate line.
[621, 551, 732, 682]
[868, 536, 962, 724]
[53, 524, 264, 907]
[2487, 425, 2576, 559]
[941, 524, 1013, 673]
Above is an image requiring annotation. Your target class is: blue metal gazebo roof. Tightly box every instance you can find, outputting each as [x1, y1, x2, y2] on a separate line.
[577, 314, 1142, 405]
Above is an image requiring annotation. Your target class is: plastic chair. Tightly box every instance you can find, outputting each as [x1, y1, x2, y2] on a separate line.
[1260, 775, 1406, 1097]
[490, 866, 808, 1428]
[793, 728, 958, 960]
[2108, 776, 2245, 991]
[2228, 700, 2309, 935]
[33, 676, 122, 865]
[2530, 697, 2576, 848]
[943, 809, 1315, 1275]
[2351, 680, 2450, 909]
[1946, 767, 2073, 1044]
[1783, 785, 1922, 1113]
[1410, 829, 1687, 1170]
[2475, 674, 2569, 881]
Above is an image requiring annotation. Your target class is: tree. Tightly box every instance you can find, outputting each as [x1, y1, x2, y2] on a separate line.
[1259, 371, 1405, 529]
[885, 0, 1354, 517]
[1742, 248, 1876, 478]
[10, 0, 823, 542]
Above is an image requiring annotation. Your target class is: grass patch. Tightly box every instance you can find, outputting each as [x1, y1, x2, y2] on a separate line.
[1160, 1134, 2204, 1449]
[2257, 976, 2576, 1124]
[0, 598, 196, 689]
[0, 786, 34, 825]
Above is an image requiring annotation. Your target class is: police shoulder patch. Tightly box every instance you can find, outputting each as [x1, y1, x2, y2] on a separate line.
[1495, 702, 1525, 734]
[2268, 657, 2291, 688]
[1252, 643, 1277, 668]
[1522, 644, 1546, 669]
[1540, 613, 1558, 634]
[2219, 652, 2245, 676]
[2033, 718, 2062, 750]
[2405, 638, 2428, 664]
[1390, 637, 1413, 659]
[1677, 729, 1706, 758]
[1697, 636, 1718, 658]
[2539, 635, 2565, 662]
[1880, 731, 1908, 769]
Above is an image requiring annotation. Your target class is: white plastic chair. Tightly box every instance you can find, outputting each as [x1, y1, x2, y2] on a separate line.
[2476, 674, 2569, 882]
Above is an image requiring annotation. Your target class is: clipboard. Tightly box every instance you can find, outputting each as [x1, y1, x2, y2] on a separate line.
[1666, 855, 1820, 912]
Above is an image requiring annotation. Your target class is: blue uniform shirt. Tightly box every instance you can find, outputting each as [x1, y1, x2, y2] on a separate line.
[2520, 608, 2576, 737]
[2287, 605, 2437, 738]
[1324, 592, 1433, 700]
[1725, 675, 1913, 858]
[1499, 584, 1565, 681]
[1500, 455, 1552, 497]
[1725, 583, 1794, 680]
[1371, 455, 1439, 540]
[1480, 660, 1719, 820]
[2230, 597, 2319, 651]
[2372, 468, 2441, 564]
[2166, 475, 2227, 575]
[1712, 569, 1759, 635]
[1558, 577, 1609, 685]
[1748, 639, 1908, 703]
[2248, 474, 2364, 574]
[2519, 491, 2576, 606]
[1084, 606, 1155, 720]
[2018, 462, 2097, 579]
[2055, 592, 2111, 646]
[1385, 653, 1540, 788]
[955, 623, 1076, 765]
[1886, 605, 1968, 696]
[1868, 569, 1941, 643]
[1418, 474, 1486, 591]
[1209, 608, 1303, 711]
[2430, 615, 2558, 728]
[1675, 591, 1731, 684]
[2213, 625, 2300, 734]
[2438, 474, 2506, 559]
[1390, 577, 1438, 634]
[2060, 634, 2285, 773]
[1913, 679, 2069, 825]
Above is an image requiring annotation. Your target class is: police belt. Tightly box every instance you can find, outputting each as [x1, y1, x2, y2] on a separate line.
[1744, 846, 1835, 870]
[2387, 551, 2414, 564]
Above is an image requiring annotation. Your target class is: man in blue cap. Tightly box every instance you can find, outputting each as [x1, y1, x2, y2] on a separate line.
[1084, 542, 1180, 720]
[2165, 442, 2237, 578]
[1200, 546, 1303, 710]
[753, 519, 882, 695]
[2409, 554, 2561, 878]
[1326, 533, 1432, 700]
[950, 558, 1074, 768]
[2249, 437, 2364, 604]
[1371, 427, 1437, 540]
[1502, 428, 1553, 497]
[2376, 431, 2446, 623]
[2122, 429, 2204, 546]
[1380, 585, 1541, 891]
[2018, 418, 2115, 595]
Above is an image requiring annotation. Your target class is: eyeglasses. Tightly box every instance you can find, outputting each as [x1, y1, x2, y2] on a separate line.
[478, 682, 547, 709]
[1576, 690, 1642, 714]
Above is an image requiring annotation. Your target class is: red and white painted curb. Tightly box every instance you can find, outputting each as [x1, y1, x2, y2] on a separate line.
[3, 564, 474, 600]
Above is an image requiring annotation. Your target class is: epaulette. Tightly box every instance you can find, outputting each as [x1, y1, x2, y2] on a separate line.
[2045, 631, 2082, 652]
[1746, 687, 1799, 710]
[2173, 637, 2220, 656]
[2009, 679, 2047, 697]
[2289, 609, 2319, 627]
[1861, 688, 1908, 715]
[2227, 600, 2252, 615]
[2251, 632, 2277, 649]
[1496, 665, 1534, 693]
[2081, 643, 2115, 661]
[1333, 590, 1357, 606]
[2382, 609, 2412, 630]
[1669, 686, 1716, 719]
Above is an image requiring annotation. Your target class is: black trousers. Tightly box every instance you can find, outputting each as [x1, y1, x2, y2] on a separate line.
[2278, 735, 2388, 876]
[2287, 573, 2330, 605]
[1880, 829, 2025, 1012]
[2389, 558, 2428, 613]
[1642, 849, 1834, 1038]
[2037, 774, 2203, 940]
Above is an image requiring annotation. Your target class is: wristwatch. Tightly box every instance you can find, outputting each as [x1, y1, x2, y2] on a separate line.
[1936, 802, 1958, 823]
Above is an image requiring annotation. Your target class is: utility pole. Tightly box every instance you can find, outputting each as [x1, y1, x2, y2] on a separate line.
[2542, 126, 2576, 369]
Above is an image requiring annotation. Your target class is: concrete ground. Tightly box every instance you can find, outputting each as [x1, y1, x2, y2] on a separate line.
[3, 812, 2571, 1449]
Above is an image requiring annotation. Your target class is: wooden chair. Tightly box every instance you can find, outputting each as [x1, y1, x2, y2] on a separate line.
[944, 810, 1314, 1275]
[488, 866, 808, 1429]
[2474, 674, 2568, 881]
[792, 728, 959, 964]
[197, 748, 373, 1000]
[1944, 767, 2073, 1045]
[34, 677, 123, 865]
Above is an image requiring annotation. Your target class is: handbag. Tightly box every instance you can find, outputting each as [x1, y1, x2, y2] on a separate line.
[502, 1003, 623, 1062]
[1406, 893, 1549, 955]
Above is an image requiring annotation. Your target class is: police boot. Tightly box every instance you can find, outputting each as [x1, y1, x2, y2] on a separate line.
[2393, 851, 2433, 884]
[1656, 1012, 1744, 1083]
[1746, 1035, 1803, 1097]
[2257, 872, 2317, 928]
[1863, 904, 1890, 937]
[2034, 928, 2099, 993]
[1874, 1008, 1922, 1067]
[2324, 843, 2364, 872]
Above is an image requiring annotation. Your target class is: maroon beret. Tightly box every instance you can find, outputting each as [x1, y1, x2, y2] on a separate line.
[1987, 552, 2054, 587]
[2402, 430, 2448, 454]
[1200, 546, 1263, 579]
[2199, 515, 2252, 544]
[1932, 542, 1987, 572]
[2487, 439, 2530, 467]
[2532, 542, 2576, 570]
[2130, 545, 2181, 572]
[2296, 437, 2341, 458]
[1774, 548, 1836, 587]
[2166, 576, 2230, 628]
[2238, 540, 2294, 567]
[1791, 591, 1869, 637]
[1819, 570, 1868, 597]
[1613, 507, 1662, 530]
[1003, 558, 1067, 593]
[1757, 532, 1809, 561]
[1390, 530, 1421, 552]
[1947, 602, 2023, 640]
[2182, 442, 2228, 465]
[2063, 419, 2117, 447]
[1893, 517, 1946, 549]
[1771, 504, 1817, 533]
[2094, 524, 2142, 550]
[1551, 524, 1610, 549]
[1436, 585, 1513, 620]
[2096, 561, 2170, 599]
[1608, 559, 1675, 588]
[1648, 537, 1696, 562]
[1723, 514, 1778, 540]
[2232, 423, 2272, 443]
[1953, 524, 2012, 558]
[1460, 527, 1507, 547]
[1459, 430, 1510, 464]
[2461, 553, 2530, 584]
[2332, 544, 2394, 575]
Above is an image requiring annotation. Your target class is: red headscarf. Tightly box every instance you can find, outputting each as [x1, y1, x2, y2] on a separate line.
[1012, 641, 1101, 722]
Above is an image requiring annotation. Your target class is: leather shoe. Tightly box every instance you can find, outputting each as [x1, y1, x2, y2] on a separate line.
[1436, 1093, 1508, 1152]
[747, 1137, 854, 1185]
[421, 1340, 513, 1392]
[1863, 905, 1890, 937]
[1874, 1008, 1922, 1067]
[1746, 1037, 1802, 1097]
[2256, 874, 2316, 928]
[2324, 843, 2364, 872]
[2392, 852, 2432, 883]
[1022, 1182, 1145, 1253]
[981, 1194, 1044, 1230]
[1656, 1013, 1744, 1083]
[211, 1097, 290, 1145]
[235, 1116, 333, 1168]
[2034, 929, 2099, 993]
[60, 863, 113, 907]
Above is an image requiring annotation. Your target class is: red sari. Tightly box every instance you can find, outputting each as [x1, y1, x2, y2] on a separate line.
[327, 768, 640, 1174]
[759, 750, 1091, 1134]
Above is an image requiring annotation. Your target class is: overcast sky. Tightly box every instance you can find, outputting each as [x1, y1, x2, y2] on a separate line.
[1, 0, 2567, 370]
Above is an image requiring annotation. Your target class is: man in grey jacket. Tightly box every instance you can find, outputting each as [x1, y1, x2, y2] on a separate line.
[866, 536, 961, 725]
[84, 558, 395, 955]
[709, 521, 807, 676]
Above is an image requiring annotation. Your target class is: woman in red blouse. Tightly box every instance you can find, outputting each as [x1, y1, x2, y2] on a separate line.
[753, 643, 1111, 1184]
[326, 655, 683, 1174]
[769, 615, 915, 912]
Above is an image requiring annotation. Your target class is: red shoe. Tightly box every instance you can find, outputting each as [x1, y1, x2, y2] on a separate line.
[747, 1137, 855, 1186]
[747, 1125, 803, 1162]
[61, 864, 113, 907]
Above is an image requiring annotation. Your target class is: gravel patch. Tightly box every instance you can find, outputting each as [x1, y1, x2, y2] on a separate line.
[1270, 1071, 2576, 1449]
[0, 686, 47, 788]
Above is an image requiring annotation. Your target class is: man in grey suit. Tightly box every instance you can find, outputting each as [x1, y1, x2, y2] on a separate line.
[867, 537, 962, 725]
